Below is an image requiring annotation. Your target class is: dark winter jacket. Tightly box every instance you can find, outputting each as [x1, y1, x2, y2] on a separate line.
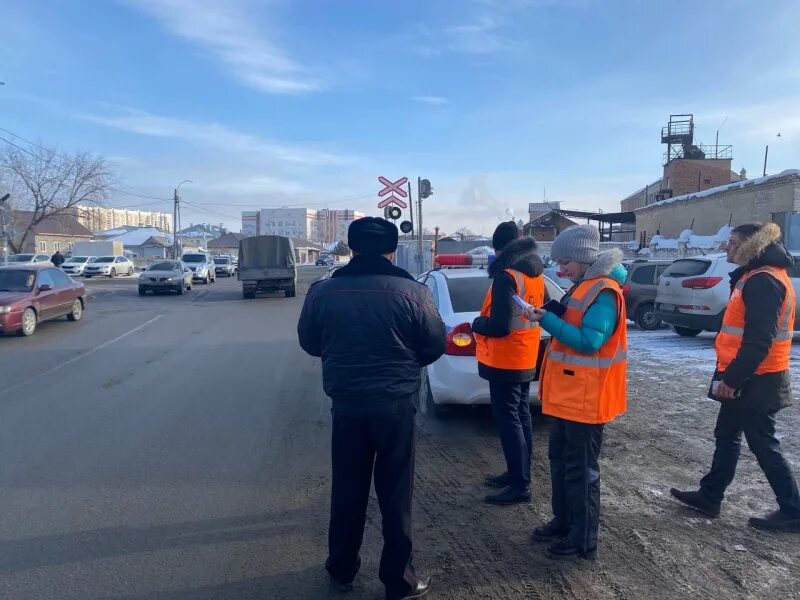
[471, 237, 544, 383]
[713, 223, 794, 412]
[298, 254, 446, 412]
[50, 252, 65, 267]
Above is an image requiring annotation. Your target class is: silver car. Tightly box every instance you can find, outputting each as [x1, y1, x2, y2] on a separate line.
[181, 252, 216, 284]
[138, 260, 193, 296]
[213, 256, 236, 277]
[61, 256, 96, 276]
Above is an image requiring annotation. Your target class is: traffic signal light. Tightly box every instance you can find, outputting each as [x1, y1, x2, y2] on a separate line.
[400, 220, 413, 234]
[387, 206, 402, 220]
[420, 179, 433, 199]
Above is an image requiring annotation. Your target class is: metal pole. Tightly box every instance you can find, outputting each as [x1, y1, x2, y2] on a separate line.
[763, 145, 769, 177]
[417, 177, 423, 274]
[172, 188, 178, 259]
[407, 181, 414, 238]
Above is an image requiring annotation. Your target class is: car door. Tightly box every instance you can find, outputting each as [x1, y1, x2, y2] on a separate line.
[49, 268, 78, 316]
[34, 270, 61, 320]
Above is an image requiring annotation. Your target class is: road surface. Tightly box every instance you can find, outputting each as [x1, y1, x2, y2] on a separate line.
[0, 266, 798, 599]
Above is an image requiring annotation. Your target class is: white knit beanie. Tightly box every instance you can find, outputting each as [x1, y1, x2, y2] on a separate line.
[550, 225, 600, 264]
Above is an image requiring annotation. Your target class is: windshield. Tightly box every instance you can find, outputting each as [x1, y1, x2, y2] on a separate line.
[214, 258, 229, 264]
[182, 254, 206, 263]
[447, 277, 492, 313]
[95, 257, 115, 263]
[67, 256, 89, 263]
[10, 255, 34, 262]
[0, 270, 36, 292]
[149, 261, 179, 271]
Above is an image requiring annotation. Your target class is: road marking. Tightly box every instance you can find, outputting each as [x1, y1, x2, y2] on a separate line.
[0, 314, 164, 398]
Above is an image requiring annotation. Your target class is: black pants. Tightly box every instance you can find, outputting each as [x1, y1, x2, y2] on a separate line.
[327, 400, 418, 595]
[549, 417, 604, 552]
[700, 403, 800, 513]
[489, 380, 532, 490]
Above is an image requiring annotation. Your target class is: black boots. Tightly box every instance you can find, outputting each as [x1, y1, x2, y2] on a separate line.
[670, 488, 721, 518]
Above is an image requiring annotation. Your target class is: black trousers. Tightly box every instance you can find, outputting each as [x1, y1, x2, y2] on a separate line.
[327, 400, 418, 595]
[700, 402, 800, 513]
[549, 417, 604, 552]
[489, 380, 533, 489]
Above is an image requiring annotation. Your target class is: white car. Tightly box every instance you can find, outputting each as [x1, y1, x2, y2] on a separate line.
[417, 259, 565, 415]
[61, 256, 96, 276]
[9, 254, 52, 265]
[656, 252, 800, 337]
[83, 255, 135, 278]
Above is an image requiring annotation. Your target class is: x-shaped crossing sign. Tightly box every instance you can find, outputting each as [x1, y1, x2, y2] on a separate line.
[378, 176, 408, 198]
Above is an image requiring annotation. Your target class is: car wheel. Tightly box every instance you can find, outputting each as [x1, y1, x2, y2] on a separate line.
[243, 290, 255, 299]
[635, 302, 661, 331]
[18, 308, 37, 337]
[128, 267, 134, 276]
[84, 275, 92, 279]
[67, 299, 83, 321]
[419, 368, 446, 417]
[285, 286, 296, 298]
[109, 268, 116, 278]
[138, 287, 146, 296]
[204, 273, 210, 284]
[673, 326, 702, 337]
[177, 284, 184, 295]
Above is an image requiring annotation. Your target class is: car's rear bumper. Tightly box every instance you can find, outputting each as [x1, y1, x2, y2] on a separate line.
[655, 305, 724, 332]
[428, 355, 539, 406]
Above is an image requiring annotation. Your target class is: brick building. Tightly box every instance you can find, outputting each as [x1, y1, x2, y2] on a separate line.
[7, 211, 94, 254]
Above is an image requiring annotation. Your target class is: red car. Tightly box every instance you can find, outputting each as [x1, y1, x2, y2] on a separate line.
[0, 265, 86, 337]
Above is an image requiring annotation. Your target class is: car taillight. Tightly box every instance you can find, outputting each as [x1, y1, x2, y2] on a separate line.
[681, 276, 723, 289]
[446, 322, 477, 356]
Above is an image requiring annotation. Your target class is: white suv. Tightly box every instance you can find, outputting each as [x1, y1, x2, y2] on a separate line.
[181, 253, 216, 284]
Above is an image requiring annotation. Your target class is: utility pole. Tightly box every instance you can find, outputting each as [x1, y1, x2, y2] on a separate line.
[173, 180, 191, 259]
[417, 177, 423, 274]
[0, 193, 10, 266]
[763, 145, 769, 177]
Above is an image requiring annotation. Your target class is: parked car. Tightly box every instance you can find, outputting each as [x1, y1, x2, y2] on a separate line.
[84, 255, 135, 278]
[61, 255, 96, 277]
[315, 254, 334, 266]
[416, 257, 565, 415]
[138, 260, 193, 296]
[213, 256, 236, 277]
[654, 254, 737, 337]
[8, 254, 52, 265]
[622, 259, 673, 330]
[182, 252, 216, 284]
[0, 265, 86, 336]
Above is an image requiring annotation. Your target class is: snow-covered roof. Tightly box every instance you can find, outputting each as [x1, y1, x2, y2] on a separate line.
[635, 169, 800, 213]
[102, 227, 174, 247]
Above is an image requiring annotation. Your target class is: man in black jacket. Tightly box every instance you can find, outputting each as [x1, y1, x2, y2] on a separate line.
[50, 251, 65, 267]
[471, 222, 544, 505]
[671, 222, 800, 531]
[298, 217, 446, 600]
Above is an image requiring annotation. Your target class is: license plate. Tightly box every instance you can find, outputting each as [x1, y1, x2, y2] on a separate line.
[660, 303, 675, 312]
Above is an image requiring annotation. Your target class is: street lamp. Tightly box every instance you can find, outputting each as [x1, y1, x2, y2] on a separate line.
[173, 180, 192, 258]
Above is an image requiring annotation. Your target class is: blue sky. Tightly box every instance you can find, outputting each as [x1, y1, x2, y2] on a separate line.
[2, 0, 799, 235]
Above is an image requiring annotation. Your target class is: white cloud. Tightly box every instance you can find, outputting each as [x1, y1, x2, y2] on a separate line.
[412, 96, 449, 106]
[82, 107, 350, 166]
[122, 0, 320, 94]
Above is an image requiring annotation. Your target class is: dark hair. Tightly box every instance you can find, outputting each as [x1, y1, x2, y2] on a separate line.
[731, 223, 761, 239]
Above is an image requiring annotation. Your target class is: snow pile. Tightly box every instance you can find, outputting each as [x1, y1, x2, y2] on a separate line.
[649, 235, 678, 249]
[650, 226, 731, 252]
[466, 246, 494, 255]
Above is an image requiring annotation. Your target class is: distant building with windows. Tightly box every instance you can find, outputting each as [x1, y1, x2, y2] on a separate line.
[7, 211, 94, 255]
[75, 205, 172, 233]
[241, 207, 365, 244]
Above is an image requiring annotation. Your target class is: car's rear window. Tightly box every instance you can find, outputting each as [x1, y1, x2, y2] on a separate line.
[182, 255, 205, 263]
[214, 258, 229, 264]
[446, 277, 492, 313]
[661, 259, 710, 278]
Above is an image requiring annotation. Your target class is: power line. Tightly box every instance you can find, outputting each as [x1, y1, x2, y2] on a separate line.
[0, 127, 171, 203]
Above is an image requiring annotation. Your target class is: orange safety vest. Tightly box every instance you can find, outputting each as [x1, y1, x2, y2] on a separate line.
[539, 277, 627, 424]
[715, 266, 795, 374]
[475, 269, 545, 371]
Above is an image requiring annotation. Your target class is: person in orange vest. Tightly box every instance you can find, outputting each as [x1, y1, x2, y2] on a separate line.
[472, 221, 545, 505]
[671, 222, 800, 531]
[524, 225, 627, 560]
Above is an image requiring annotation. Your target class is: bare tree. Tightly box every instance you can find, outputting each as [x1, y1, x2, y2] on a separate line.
[0, 142, 113, 253]
[454, 227, 476, 241]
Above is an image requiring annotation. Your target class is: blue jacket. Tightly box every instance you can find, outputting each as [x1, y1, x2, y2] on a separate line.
[540, 255, 627, 354]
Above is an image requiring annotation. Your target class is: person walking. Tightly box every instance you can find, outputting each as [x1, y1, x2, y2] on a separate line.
[524, 225, 627, 561]
[50, 250, 65, 267]
[671, 222, 800, 531]
[471, 221, 545, 506]
[298, 217, 446, 600]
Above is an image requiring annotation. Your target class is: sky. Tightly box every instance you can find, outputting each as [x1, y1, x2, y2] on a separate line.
[2, 0, 799, 237]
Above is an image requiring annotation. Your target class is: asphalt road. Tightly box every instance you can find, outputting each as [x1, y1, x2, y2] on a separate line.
[1, 266, 799, 600]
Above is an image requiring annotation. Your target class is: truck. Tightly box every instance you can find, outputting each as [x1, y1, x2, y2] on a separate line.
[70, 240, 124, 258]
[238, 235, 297, 299]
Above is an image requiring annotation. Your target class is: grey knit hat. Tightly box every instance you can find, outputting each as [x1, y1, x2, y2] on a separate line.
[550, 225, 600, 264]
